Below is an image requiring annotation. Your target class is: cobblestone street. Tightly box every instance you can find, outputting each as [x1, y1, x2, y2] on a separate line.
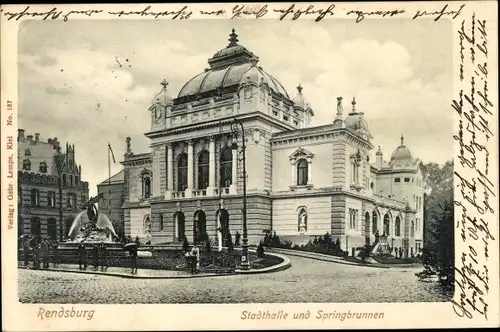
[18, 255, 450, 304]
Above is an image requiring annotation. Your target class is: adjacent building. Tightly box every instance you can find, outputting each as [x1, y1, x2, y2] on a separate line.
[17, 129, 89, 241]
[118, 29, 425, 257]
[97, 170, 125, 239]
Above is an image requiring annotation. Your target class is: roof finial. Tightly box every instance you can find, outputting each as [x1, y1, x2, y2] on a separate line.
[228, 28, 239, 47]
[249, 56, 259, 67]
[352, 97, 356, 112]
[297, 84, 303, 93]
[400, 134, 404, 145]
[160, 79, 168, 89]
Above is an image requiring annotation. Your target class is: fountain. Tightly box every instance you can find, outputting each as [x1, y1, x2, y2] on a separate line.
[57, 194, 125, 257]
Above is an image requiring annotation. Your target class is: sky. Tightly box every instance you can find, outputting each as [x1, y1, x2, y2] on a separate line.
[18, 18, 453, 196]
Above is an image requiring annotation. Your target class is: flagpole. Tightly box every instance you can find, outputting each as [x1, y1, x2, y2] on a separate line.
[108, 142, 111, 223]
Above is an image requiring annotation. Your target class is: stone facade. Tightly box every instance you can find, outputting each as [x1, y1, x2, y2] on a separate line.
[115, 30, 426, 258]
[97, 170, 125, 238]
[17, 129, 89, 241]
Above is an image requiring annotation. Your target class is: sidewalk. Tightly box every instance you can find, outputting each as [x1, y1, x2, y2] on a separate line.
[268, 248, 421, 269]
[17, 263, 223, 279]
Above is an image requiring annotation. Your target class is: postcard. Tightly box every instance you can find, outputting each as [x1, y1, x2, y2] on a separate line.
[1, 2, 498, 331]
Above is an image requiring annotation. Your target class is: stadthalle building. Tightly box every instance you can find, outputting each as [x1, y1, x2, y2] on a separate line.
[120, 30, 426, 257]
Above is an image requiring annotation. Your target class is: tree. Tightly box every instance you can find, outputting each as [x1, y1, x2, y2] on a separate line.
[422, 160, 454, 285]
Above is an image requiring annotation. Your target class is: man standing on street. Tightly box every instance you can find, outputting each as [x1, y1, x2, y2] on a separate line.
[130, 245, 138, 274]
[78, 241, 87, 270]
[41, 238, 50, 269]
[98, 242, 108, 270]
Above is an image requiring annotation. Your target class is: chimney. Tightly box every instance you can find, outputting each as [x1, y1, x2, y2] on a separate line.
[35, 133, 40, 142]
[26, 135, 33, 142]
[18, 129, 26, 140]
[376, 146, 383, 169]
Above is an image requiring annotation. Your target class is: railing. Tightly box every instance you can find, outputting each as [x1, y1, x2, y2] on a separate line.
[372, 194, 406, 209]
[192, 189, 207, 197]
[215, 187, 230, 195]
[172, 191, 186, 198]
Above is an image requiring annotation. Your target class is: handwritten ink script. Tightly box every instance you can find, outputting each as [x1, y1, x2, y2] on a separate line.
[0, 4, 466, 22]
[452, 12, 495, 321]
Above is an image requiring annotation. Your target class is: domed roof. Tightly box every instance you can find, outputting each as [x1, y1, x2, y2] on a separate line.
[391, 135, 413, 162]
[344, 98, 370, 135]
[292, 84, 311, 110]
[177, 29, 289, 100]
[151, 79, 173, 105]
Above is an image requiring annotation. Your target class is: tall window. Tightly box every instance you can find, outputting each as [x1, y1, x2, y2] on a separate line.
[67, 193, 76, 209]
[411, 221, 415, 237]
[197, 150, 209, 190]
[47, 191, 56, 208]
[47, 218, 57, 240]
[18, 187, 23, 206]
[31, 217, 41, 237]
[69, 175, 73, 186]
[351, 162, 359, 184]
[219, 147, 232, 188]
[177, 153, 188, 192]
[143, 176, 151, 198]
[174, 212, 186, 240]
[75, 176, 79, 184]
[62, 174, 67, 186]
[372, 212, 378, 234]
[296, 159, 308, 185]
[30, 189, 40, 206]
[349, 209, 357, 229]
[395, 217, 401, 236]
[159, 214, 164, 231]
[39, 161, 48, 173]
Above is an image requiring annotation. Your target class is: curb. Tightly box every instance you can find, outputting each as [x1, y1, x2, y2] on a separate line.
[235, 252, 291, 274]
[267, 248, 420, 269]
[17, 251, 291, 279]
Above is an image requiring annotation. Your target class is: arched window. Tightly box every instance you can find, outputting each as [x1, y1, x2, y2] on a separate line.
[30, 189, 40, 206]
[395, 217, 401, 236]
[219, 147, 232, 188]
[297, 207, 307, 233]
[47, 218, 57, 240]
[383, 213, 390, 235]
[296, 159, 308, 185]
[177, 153, 188, 192]
[194, 210, 207, 243]
[31, 217, 41, 237]
[69, 175, 73, 186]
[197, 150, 209, 190]
[75, 176, 79, 184]
[372, 212, 378, 234]
[349, 209, 358, 229]
[174, 212, 185, 240]
[370, 182, 374, 189]
[143, 176, 151, 198]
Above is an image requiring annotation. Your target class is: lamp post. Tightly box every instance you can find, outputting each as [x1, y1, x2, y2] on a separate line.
[230, 117, 250, 270]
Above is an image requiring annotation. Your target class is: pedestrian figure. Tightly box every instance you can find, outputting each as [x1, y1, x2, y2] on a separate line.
[98, 242, 108, 270]
[134, 236, 140, 247]
[184, 248, 193, 273]
[129, 245, 138, 274]
[190, 245, 200, 274]
[91, 244, 99, 269]
[78, 241, 87, 270]
[33, 242, 41, 269]
[41, 238, 50, 269]
[52, 240, 59, 268]
[22, 237, 30, 266]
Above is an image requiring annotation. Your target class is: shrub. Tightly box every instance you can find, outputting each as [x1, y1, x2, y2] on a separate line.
[257, 242, 265, 258]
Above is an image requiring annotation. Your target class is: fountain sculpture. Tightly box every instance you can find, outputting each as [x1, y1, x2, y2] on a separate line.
[65, 194, 118, 243]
